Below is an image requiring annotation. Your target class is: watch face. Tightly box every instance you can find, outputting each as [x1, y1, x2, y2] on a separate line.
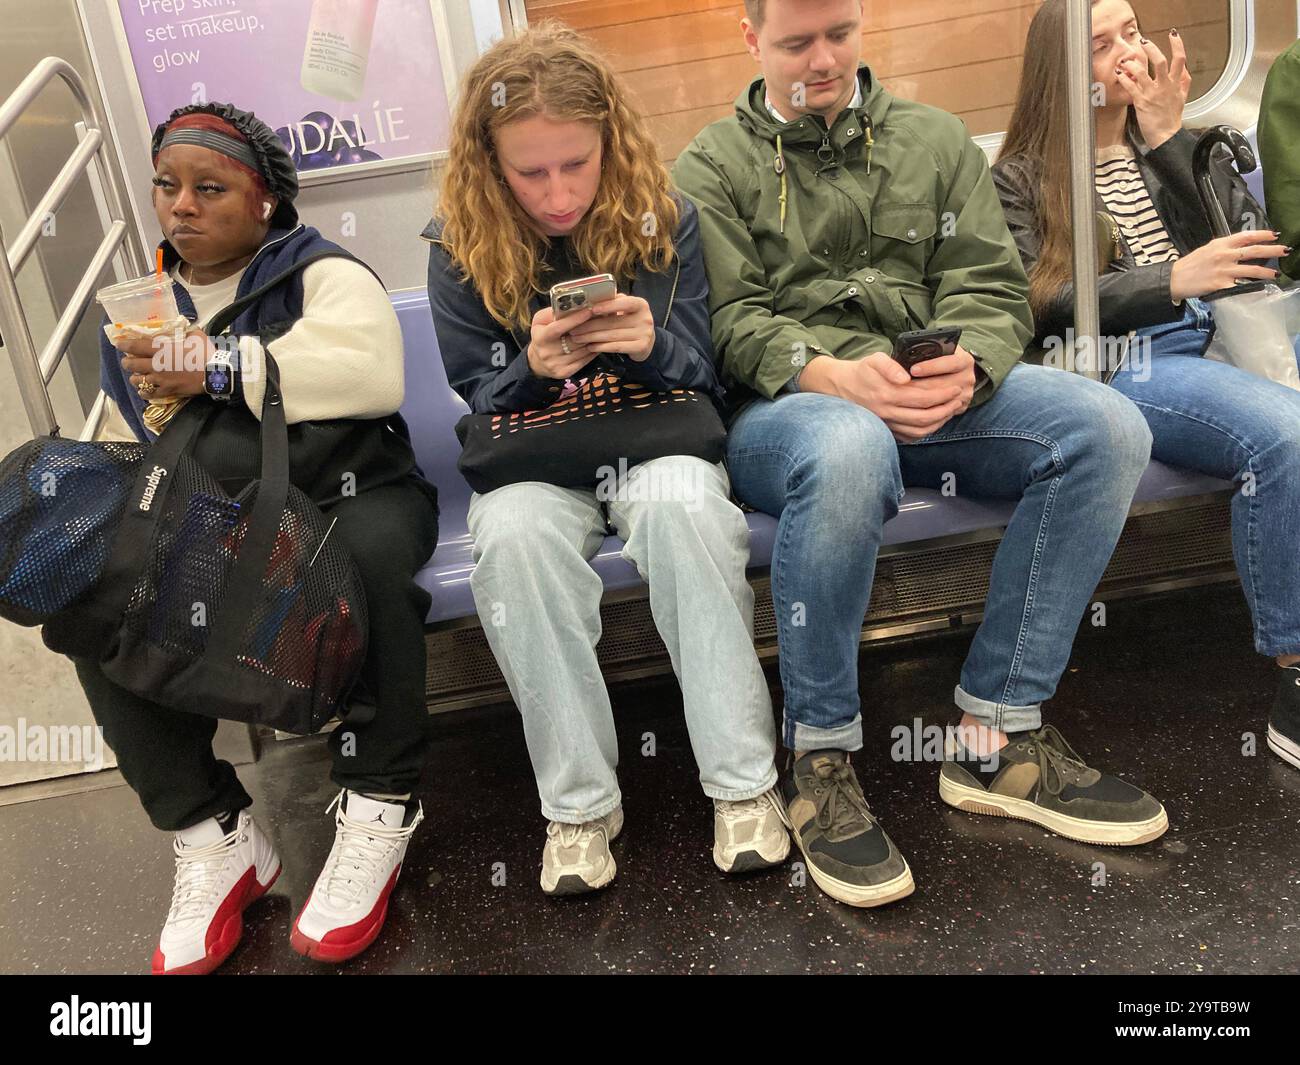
[207, 367, 229, 394]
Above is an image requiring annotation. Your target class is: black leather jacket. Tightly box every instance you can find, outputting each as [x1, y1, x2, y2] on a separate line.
[992, 128, 1269, 346]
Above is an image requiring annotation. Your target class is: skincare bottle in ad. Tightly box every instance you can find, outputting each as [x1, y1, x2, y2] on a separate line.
[300, 0, 381, 102]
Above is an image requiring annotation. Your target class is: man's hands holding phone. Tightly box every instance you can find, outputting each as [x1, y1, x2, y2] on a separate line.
[800, 347, 977, 442]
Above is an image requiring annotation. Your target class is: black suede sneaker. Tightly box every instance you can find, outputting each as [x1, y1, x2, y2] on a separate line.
[939, 724, 1167, 846]
[778, 751, 914, 908]
[1268, 666, 1300, 770]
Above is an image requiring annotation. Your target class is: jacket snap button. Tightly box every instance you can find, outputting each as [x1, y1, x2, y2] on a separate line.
[907, 228, 918, 239]
[865, 275, 876, 283]
[859, 250, 868, 257]
[848, 287, 858, 296]
[847, 128, 856, 136]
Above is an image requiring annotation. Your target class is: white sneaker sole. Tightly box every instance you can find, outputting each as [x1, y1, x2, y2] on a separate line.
[788, 827, 915, 908]
[939, 773, 1169, 846]
[1268, 724, 1300, 770]
[713, 829, 792, 874]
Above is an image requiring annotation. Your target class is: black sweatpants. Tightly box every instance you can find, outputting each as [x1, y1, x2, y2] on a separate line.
[74, 477, 439, 832]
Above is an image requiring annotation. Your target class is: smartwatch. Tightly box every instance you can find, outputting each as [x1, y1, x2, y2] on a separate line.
[204, 350, 236, 401]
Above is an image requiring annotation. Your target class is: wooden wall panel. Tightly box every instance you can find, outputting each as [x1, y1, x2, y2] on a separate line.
[522, 0, 1232, 159]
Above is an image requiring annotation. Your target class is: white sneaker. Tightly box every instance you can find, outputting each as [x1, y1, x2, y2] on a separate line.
[290, 790, 423, 963]
[152, 810, 281, 975]
[540, 807, 623, 896]
[713, 788, 792, 873]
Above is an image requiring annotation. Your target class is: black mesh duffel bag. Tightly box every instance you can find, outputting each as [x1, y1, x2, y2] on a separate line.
[18, 348, 368, 735]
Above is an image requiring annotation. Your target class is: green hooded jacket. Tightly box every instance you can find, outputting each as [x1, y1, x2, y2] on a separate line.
[1259, 40, 1300, 283]
[672, 65, 1033, 416]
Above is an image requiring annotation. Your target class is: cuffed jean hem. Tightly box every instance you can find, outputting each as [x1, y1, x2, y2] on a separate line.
[954, 684, 1041, 733]
[540, 789, 624, 826]
[1258, 641, 1300, 659]
[702, 766, 780, 802]
[788, 716, 863, 754]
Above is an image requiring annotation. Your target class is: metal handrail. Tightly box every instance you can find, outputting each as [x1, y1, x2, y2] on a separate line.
[0, 56, 149, 437]
[1066, 0, 1101, 379]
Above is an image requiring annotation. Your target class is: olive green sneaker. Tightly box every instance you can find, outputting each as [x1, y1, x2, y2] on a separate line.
[939, 724, 1167, 846]
[779, 751, 914, 908]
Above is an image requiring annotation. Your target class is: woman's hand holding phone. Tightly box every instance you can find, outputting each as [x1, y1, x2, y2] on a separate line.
[566, 293, 655, 361]
[526, 305, 597, 379]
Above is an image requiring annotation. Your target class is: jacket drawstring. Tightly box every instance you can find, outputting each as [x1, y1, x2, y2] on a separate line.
[775, 133, 788, 234]
[863, 116, 875, 176]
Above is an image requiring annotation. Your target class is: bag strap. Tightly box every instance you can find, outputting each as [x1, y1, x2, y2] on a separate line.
[204, 250, 370, 338]
[199, 348, 291, 667]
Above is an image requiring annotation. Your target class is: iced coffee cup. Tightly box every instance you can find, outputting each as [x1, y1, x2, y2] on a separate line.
[96, 273, 193, 433]
[95, 273, 188, 346]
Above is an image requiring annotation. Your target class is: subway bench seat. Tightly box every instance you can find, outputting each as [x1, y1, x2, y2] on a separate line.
[395, 290, 1237, 709]
[393, 290, 1235, 635]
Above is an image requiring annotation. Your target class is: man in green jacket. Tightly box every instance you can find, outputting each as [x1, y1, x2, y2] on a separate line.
[1259, 38, 1300, 282]
[673, 0, 1167, 909]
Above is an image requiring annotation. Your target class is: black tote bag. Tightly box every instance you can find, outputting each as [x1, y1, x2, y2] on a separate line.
[454, 371, 726, 494]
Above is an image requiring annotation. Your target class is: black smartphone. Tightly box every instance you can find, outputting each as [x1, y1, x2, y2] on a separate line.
[891, 327, 963, 371]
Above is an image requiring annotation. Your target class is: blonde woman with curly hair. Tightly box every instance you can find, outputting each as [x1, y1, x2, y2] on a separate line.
[422, 23, 788, 896]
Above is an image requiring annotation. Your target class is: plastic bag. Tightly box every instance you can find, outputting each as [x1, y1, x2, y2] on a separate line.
[1204, 284, 1300, 391]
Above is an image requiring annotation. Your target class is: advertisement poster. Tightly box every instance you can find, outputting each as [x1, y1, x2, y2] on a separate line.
[114, 0, 452, 178]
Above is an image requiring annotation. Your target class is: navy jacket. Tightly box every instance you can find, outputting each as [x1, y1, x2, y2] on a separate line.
[98, 224, 435, 512]
[421, 195, 724, 414]
[99, 224, 356, 442]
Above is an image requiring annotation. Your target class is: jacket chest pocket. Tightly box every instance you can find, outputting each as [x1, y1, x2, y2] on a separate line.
[869, 203, 936, 277]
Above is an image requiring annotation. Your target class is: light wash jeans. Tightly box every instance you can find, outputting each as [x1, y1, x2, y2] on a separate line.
[1114, 299, 1300, 656]
[467, 455, 778, 823]
[726, 363, 1153, 750]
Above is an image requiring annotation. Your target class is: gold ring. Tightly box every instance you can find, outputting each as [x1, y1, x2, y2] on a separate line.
[561, 336, 572, 356]
[137, 378, 158, 397]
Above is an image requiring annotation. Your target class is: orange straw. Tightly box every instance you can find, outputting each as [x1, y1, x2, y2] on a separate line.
[154, 248, 165, 323]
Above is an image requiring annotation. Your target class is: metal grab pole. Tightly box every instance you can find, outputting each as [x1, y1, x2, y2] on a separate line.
[1066, 0, 1101, 378]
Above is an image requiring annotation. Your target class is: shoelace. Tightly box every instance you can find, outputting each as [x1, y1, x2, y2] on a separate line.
[168, 821, 242, 926]
[318, 791, 424, 907]
[548, 819, 604, 849]
[718, 789, 790, 829]
[1018, 724, 1091, 797]
[811, 760, 874, 836]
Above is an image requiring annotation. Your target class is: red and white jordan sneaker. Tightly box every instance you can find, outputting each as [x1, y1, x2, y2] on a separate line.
[290, 790, 424, 963]
[152, 810, 282, 975]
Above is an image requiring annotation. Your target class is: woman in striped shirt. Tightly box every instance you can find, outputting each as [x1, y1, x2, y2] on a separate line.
[993, 0, 1300, 774]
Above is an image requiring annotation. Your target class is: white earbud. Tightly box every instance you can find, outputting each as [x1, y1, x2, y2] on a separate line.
[262, 202, 273, 220]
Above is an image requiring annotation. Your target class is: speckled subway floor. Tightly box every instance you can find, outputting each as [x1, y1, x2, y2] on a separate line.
[2, 581, 1298, 975]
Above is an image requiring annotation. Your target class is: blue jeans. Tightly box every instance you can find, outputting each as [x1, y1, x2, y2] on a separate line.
[1114, 301, 1300, 657]
[726, 362, 1152, 750]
